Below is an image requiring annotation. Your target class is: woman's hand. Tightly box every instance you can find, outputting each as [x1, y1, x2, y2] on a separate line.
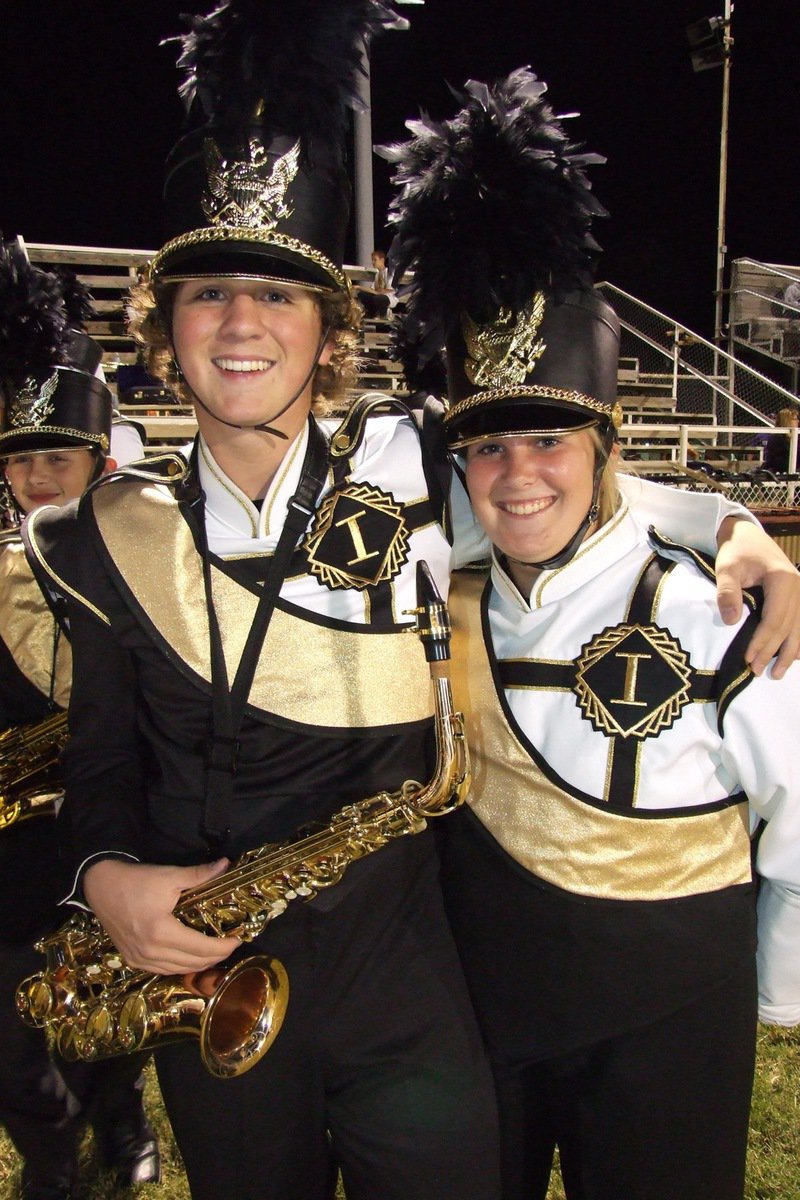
[716, 516, 800, 678]
[83, 857, 242, 974]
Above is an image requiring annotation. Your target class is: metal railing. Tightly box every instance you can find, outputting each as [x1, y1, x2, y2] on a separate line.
[597, 281, 799, 427]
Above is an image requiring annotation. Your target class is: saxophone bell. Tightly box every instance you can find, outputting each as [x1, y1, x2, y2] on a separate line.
[97, 956, 288, 1080]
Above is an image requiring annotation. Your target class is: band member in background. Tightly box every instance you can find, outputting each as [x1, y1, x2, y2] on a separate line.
[0, 240, 159, 1199]
[386, 67, 800, 1200]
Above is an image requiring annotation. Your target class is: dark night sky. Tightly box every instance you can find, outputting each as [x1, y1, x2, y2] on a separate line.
[0, 0, 797, 337]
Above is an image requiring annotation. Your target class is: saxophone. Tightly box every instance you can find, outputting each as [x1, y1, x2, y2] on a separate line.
[17, 561, 470, 1080]
[0, 710, 69, 831]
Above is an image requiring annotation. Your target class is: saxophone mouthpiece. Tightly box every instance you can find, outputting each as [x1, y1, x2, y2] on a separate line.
[413, 560, 451, 664]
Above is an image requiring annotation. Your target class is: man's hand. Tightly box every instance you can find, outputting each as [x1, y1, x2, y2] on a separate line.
[716, 516, 800, 678]
[83, 858, 241, 974]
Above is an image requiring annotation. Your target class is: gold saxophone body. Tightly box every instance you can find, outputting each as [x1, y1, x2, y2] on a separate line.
[0, 710, 69, 831]
[17, 562, 470, 1079]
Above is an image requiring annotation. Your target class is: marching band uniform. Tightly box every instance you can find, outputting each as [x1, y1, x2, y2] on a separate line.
[24, 411, 501, 1200]
[16, 5, 508, 1194]
[384, 67, 800, 1200]
[0, 533, 158, 1199]
[442, 507, 800, 1198]
[0, 532, 80, 1200]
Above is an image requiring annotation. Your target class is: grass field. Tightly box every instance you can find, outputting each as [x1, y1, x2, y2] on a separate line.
[1, 1024, 797, 1198]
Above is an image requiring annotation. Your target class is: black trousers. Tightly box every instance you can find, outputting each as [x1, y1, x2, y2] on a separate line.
[0, 936, 149, 1188]
[492, 966, 758, 1200]
[156, 841, 501, 1200]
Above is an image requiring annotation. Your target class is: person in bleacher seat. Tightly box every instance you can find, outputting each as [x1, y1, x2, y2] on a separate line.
[355, 248, 394, 319]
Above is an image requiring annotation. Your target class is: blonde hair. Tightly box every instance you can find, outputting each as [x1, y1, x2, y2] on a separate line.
[127, 275, 362, 412]
[588, 425, 622, 528]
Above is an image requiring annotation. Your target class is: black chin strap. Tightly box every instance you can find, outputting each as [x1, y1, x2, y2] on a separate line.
[180, 322, 332, 441]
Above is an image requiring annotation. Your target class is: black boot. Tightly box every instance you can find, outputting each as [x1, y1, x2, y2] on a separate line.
[94, 1107, 161, 1186]
[19, 1157, 75, 1200]
[88, 1061, 161, 1187]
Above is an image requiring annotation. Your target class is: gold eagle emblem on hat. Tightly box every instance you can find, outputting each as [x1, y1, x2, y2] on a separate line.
[10, 371, 58, 428]
[202, 136, 301, 230]
[463, 291, 547, 388]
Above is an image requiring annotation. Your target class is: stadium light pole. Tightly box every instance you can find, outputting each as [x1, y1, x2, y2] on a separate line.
[714, 0, 734, 349]
[686, 2, 734, 348]
[353, 1, 424, 269]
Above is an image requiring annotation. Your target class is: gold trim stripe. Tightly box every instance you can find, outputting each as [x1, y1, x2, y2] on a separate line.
[151, 227, 348, 293]
[26, 507, 111, 628]
[0, 427, 109, 453]
[445, 385, 613, 422]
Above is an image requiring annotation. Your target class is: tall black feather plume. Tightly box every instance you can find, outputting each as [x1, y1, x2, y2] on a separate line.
[169, 0, 401, 155]
[381, 68, 608, 385]
[0, 240, 71, 391]
[51, 266, 96, 329]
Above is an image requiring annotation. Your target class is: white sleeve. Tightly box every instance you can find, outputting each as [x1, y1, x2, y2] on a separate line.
[450, 470, 491, 567]
[756, 880, 800, 1026]
[617, 474, 756, 555]
[718, 666, 800, 1025]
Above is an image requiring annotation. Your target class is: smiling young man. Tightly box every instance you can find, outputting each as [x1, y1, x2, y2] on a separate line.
[20, 6, 506, 1199]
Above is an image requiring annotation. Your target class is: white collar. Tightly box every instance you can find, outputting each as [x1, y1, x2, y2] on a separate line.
[198, 426, 309, 555]
[490, 502, 647, 611]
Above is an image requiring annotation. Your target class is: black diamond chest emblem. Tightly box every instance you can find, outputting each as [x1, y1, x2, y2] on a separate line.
[304, 483, 410, 590]
[574, 623, 692, 739]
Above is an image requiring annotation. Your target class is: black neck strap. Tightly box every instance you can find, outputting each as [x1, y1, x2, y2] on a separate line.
[194, 417, 330, 853]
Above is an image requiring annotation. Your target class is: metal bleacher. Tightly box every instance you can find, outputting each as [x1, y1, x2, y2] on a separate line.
[729, 258, 800, 396]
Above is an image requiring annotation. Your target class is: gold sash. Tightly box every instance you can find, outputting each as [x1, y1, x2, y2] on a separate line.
[91, 481, 433, 730]
[0, 541, 71, 709]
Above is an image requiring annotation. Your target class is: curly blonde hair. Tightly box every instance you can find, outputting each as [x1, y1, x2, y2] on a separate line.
[127, 274, 362, 413]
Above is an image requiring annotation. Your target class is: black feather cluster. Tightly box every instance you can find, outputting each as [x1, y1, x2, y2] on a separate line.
[169, 0, 401, 153]
[51, 266, 96, 329]
[381, 68, 608, 381]
[0, 240, 72, 391]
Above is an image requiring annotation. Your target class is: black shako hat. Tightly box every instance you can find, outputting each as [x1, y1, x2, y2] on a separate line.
[0, 237, 111, 456]
[383, 68, 622, 448]
[444, 289, 621, 449]
[150, 1, 404, 294]
[0, 367, 112, 456]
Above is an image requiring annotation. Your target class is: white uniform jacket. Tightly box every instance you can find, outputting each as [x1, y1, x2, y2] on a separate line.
[449, 502, 800, 1027]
